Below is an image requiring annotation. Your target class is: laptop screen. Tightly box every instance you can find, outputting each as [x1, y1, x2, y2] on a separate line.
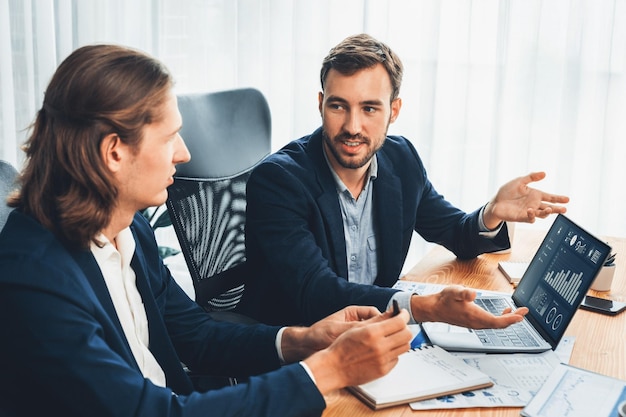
[512, 214, 612, 348]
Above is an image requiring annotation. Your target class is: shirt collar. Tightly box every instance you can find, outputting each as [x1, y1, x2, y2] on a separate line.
[322, 146, 378, 194]
[90, 227, 136, 269]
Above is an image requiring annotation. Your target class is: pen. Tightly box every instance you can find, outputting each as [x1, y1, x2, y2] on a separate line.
[392, 299, 400, 316]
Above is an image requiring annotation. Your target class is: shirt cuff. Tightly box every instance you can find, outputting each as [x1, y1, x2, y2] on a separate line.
[299, 361, 317, 385]
[478, 204, 504, 237]
[276, 327, 287, 364]
[388, 291, 417, 324]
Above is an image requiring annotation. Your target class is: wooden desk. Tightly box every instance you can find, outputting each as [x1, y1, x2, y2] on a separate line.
[322, 227, 626, 417]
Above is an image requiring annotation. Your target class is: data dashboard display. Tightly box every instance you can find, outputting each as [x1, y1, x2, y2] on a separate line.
[514, 215, 611, 344]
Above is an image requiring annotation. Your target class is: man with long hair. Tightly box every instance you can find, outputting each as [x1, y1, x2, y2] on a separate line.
[0, 44, 416, 416]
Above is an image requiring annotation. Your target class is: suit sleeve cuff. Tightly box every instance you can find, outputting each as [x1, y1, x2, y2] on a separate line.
[299, 361, 317, 385]
[478, 204, 504, 237]
[276, 327, 287, 364]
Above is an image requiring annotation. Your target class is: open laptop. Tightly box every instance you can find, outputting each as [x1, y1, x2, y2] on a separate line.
[421, 214, 612, 353]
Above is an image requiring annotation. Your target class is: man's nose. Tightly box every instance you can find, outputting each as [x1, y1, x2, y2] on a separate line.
[175, 134, 191, 164]
[343, 110, 363, 136]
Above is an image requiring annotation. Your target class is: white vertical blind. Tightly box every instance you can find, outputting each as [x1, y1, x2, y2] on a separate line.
[1, 0, 625, 261]
[0, 0, 17, 164]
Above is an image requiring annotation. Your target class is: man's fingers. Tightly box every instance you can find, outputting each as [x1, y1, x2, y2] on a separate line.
[383, 309, 410, 323]
[526, 171, 546, 184]
[364, 309, 410, 333]
[498, 306, 528, 316]
[544, 193, 570, 204]
[447, 286, 476, 302]
[513, 306, 529, 316]
[343, 305, 384, 321]
[488, 307, 529, 328]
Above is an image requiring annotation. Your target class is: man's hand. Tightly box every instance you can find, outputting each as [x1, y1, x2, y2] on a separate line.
[303, 308, 412, 395]
[410, 285, 529, 329]
[483, 171, 569, 230]
[281, 305, 382, 362]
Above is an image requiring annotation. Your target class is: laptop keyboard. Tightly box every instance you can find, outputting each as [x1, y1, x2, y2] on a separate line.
[473, 298, 540, 347]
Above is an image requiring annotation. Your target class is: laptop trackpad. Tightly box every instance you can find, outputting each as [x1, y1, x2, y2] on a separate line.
[422, 323, 484, 349]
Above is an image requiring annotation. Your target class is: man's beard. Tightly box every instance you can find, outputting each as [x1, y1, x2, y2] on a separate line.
[322, 130, 384, 169]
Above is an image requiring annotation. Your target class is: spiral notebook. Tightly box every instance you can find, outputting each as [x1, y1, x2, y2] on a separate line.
[347, 345, 493, 410]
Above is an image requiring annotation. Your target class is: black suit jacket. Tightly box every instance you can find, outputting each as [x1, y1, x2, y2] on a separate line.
[239, 128, 509, 325]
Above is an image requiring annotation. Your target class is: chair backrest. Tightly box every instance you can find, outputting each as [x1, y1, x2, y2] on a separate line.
[0, 160, 18, 232]
[166, 88, 271, 311]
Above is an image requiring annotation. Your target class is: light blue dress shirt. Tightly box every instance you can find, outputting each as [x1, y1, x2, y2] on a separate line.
[323, 149, 503, 323]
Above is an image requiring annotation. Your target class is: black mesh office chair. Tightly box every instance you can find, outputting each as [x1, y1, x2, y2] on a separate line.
[0, 160, 18, 232]
[166, 88, 271, 318]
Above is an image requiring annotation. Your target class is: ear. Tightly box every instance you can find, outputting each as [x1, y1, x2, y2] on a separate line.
[318, 91, 324, 115]
[100, 133, 125, 173]
[389, 98, 402, 124]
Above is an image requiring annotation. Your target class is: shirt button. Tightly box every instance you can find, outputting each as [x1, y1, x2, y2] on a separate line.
[350, 255, 356, 261]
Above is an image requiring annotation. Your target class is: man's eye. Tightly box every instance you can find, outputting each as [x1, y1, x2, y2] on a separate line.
[364, 107, 376, 113]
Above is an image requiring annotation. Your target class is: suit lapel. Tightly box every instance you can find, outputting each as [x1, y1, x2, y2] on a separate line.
[72, 236, 193, 395]
[130, 234, 194, 395]
[309, 132, 349, 279]
[372, 152, 404, 286]
[69, 249, 138, 367]
[317, 191, 348, 278]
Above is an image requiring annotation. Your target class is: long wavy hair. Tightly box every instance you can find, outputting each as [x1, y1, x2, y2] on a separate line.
[9, 44, 173, 249]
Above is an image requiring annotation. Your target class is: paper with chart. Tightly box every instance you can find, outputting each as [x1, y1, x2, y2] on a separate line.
[409, 348, 565, 409]
[392, 280, 577, 410]
[520, 363, 626, 417]
[393, 280, 508, 297]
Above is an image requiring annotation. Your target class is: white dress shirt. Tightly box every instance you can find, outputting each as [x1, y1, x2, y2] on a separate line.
[91, 228, 166, 387]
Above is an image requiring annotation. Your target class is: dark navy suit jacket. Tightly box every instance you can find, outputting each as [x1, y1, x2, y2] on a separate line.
[0, 211, 325, 417]
[239, 128, 510, 325]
